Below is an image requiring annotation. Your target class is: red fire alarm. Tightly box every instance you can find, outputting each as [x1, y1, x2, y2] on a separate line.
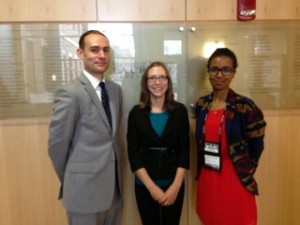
[237, 0, 256, 21]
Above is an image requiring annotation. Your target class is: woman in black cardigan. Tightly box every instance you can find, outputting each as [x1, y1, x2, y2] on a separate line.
[127, 61, 190, 225]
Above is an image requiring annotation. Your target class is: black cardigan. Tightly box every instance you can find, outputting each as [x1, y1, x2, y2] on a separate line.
[127, 103, 190, 179]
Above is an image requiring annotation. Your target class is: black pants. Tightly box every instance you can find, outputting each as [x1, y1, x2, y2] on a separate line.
[135, 183, 185, 225]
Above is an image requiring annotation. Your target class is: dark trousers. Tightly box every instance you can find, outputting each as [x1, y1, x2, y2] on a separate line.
[135, 183, 185, 225]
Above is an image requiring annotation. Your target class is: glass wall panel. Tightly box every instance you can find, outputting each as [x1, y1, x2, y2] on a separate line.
[0, 23, 187, 117]
[89, 23, 188, 114]
[1, 22, 300, 117]
[187, 21, 300, 109]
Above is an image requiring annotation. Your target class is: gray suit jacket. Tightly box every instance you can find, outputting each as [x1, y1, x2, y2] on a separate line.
[48, 73, 123, 213]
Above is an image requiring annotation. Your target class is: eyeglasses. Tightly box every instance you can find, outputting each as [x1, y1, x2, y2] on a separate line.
[147, 75, 168, 83]
[208, 67, 235, 77]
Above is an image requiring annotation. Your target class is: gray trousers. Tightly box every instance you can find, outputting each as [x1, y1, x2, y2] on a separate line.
[67, 187, 122, 225]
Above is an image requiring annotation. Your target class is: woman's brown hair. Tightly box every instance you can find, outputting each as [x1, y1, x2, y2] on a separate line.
[139, 61, 179, 111]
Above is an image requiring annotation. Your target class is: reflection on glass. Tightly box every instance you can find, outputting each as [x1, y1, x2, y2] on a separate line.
[0, 23, 187, 116]
[1, 22, 300, 117]
[188, 21, 300, 109]
[164, 40, 182, 55]
[203, 41, 225, 58]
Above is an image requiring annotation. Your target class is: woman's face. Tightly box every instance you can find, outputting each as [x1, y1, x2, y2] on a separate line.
[147, 66, 169, 100]
[208, 56, 235, 91]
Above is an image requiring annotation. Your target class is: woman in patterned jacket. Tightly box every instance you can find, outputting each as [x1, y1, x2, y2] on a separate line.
[195, 48, 266, 225]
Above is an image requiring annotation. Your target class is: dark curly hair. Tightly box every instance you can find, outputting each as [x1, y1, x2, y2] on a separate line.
[207, 48, 238, 71]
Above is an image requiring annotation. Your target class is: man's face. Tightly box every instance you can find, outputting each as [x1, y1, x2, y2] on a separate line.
[77, 33, 110, 79]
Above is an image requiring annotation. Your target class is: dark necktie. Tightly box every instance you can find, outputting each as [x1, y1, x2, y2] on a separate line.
[99, 81, 112, 128]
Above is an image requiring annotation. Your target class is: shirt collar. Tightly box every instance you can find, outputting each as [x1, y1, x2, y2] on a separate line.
[82, 69, 106, 89]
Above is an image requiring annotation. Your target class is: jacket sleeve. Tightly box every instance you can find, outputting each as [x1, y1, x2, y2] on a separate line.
[246, 103, 267, 166]
[127, 107, 145, 173]
[176, 104, 190, 169]
[48, 86, 79, 182]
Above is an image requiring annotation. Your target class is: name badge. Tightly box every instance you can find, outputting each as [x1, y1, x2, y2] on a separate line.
[204, 141, 221, 172]
[204, 154, 221, 171]
[204, 142, 220, 154]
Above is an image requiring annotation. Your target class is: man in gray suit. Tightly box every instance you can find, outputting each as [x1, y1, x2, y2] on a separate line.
[48, 30, 123, 225]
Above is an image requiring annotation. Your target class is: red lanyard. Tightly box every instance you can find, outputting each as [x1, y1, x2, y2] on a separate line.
[202, 102, 227, 143]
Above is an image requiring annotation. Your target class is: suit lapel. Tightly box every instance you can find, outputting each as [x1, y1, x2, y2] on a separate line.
[79, 74, 112, 132]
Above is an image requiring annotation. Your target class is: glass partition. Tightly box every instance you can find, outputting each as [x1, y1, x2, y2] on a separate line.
[1, 21, 300, 117]
[187, 21, 300, 109]
[0, 23, 187, 117]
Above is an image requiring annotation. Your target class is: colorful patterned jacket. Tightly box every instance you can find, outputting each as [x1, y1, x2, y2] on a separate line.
[195, 89, 266, 195]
